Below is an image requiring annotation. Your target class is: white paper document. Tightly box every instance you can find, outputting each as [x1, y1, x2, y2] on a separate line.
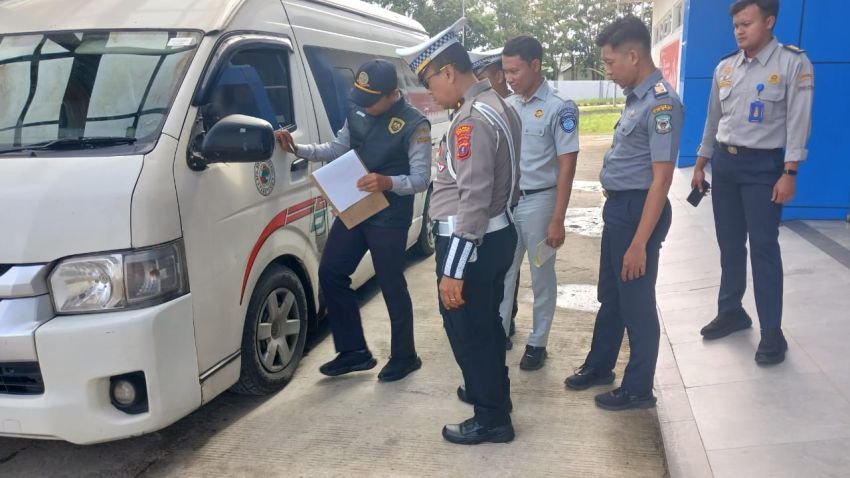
[311, 150, 370, 212]
[533, 239, 560, 267]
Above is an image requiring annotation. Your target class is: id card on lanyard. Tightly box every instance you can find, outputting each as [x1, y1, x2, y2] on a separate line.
[749, 83, 765, 123]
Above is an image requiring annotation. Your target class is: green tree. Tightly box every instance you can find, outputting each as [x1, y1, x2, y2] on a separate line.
[376, 0, 653, 80]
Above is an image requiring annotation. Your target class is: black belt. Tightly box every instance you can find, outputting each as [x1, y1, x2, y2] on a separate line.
[520, 186, 555, 197]
[605, 189, 647, 199]
[718, 143, 784, 155]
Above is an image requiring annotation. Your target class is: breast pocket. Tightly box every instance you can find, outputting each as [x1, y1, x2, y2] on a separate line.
[719, 87, 733, 114]
[760, 84, 786, 102]
[616, 117, 638, 138]
[523, 125, 546, 137]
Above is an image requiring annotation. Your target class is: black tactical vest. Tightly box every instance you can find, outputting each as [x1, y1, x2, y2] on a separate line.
[347, 97, 429, 228]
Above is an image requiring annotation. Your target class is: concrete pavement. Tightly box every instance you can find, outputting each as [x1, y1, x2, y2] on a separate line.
[0, 134, 667, 477]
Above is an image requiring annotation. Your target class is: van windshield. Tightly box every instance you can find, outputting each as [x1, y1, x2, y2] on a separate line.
[0, 30, 201, 155]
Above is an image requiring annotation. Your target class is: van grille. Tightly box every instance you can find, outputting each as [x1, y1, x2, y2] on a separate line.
[0, 362, 45, 395]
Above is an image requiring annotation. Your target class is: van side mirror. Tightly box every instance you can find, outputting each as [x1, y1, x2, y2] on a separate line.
[196, 114, 274, 167]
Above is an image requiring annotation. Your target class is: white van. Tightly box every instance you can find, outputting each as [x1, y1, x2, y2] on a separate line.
[0, 0, 449, 444]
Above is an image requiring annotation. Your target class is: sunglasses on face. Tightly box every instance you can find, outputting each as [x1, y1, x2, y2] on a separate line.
[420, 65, 449, 89]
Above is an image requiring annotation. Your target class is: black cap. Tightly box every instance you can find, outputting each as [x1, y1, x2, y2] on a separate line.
[348, 59, 398, 107]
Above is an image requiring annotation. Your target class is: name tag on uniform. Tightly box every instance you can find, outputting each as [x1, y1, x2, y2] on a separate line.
[748, 100, 765, 123]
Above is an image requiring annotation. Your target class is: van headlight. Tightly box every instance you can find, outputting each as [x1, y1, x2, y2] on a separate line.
[49, 241, 189, 314]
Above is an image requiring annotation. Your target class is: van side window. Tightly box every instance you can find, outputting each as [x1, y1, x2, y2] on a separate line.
[202, 47, 295, 131]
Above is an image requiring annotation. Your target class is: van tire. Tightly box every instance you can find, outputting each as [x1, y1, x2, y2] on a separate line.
[232, 265, 308, 395]
[413, 188, 435, 257]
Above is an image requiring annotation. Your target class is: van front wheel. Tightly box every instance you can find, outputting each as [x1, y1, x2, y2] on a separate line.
[232, 265, 308, 395]
[413, 188, 435, 257]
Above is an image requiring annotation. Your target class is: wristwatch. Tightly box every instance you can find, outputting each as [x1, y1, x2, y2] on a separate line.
[783, 169, 798, 176]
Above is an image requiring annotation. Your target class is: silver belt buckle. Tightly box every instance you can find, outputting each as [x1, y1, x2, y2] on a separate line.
[726, 145, 738, 155]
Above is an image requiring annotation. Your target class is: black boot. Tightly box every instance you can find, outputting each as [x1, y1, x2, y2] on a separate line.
[319, 349, 377, 377]
[442, 417, 514, 445]
[755, 329, 788, 365]
[564, 364, 616, 391]
[700, 310, 752, 340]
[377, 355, 422, 382]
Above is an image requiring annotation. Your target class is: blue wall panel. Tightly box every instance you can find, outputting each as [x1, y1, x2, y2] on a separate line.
[772, 0, 804, 46]
[678, 78, 711, 167]
[681, 0, 850, 219]
[783, 63, 850, 220]
[801, 0, 850, 62]
[681, 0, 736, 79]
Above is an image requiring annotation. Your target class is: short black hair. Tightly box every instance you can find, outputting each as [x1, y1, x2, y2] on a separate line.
[425, 42, 473, 78]
[595, 16, 652, 53]
[730, 0, 779, 18]
[503, 35, 543, 64]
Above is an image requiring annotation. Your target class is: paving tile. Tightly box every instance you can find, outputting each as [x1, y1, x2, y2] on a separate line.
[672, 332, 820, 388]
[709, 438, 850, 478]
[688, 372, 850, 450]
[660, 420, 713, 478]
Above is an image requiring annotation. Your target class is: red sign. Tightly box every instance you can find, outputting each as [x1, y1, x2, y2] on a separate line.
[660, 40, 680, 91]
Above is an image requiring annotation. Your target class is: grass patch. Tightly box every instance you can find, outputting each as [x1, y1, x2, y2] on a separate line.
[576, 98, 625, 107]
[579, 110, 621, 134]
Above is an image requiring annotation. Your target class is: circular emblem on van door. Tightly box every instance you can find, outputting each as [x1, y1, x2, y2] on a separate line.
[254, 160, 276, 196]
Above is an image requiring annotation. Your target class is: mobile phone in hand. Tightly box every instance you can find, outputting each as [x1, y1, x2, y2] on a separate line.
[687, 180, 711, 207]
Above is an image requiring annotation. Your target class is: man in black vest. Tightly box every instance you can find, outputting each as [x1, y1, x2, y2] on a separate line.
[276, 59, 432, 382]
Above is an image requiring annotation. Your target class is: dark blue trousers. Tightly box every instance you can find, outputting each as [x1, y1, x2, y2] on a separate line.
[319, 220, 415, 358]
[711, 147, 784, 329]
[436, 225, 516, 427]
[585, 191, 672, 396]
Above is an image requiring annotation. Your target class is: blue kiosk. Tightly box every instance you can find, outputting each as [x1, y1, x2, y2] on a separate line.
[677, 0, 850, 220]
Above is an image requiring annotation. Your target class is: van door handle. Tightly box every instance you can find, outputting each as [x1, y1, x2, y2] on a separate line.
[290, 158, 308, 172]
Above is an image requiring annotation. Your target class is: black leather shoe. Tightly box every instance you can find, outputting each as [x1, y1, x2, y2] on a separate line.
[519, 345, 547, 370]
[594, 387, 657, 411]
[565, 364, 616, 391]
[700, 310, 753, 340]
[319, 350, 377, 377]
[442, 417, 514, 445]
[456, 385, 513, 412]
[377, 355, 422, 382]
[505, 336, 513, 351]
[755, 329, 788, 365]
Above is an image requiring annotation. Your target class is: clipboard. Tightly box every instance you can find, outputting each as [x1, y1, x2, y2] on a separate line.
[310, 150, 388, 229]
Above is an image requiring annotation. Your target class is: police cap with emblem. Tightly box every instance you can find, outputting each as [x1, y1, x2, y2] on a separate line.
[397, 17, 466, 78]
[349, 59, 398, 107]
[468, 48, 503, 75]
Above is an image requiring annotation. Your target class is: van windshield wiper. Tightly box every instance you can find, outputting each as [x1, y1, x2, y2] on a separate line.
[0, 137, 138, 154]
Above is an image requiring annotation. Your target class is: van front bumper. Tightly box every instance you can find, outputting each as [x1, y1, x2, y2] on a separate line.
[0, 295, 201, 444]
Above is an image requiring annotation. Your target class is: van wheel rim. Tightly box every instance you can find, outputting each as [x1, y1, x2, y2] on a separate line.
[424, 218, 434, 248]
[256, 288, 300, 373]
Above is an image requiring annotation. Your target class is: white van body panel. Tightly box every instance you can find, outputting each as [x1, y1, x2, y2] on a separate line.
[131, 135, 183, 248]
[0, 0, 446, 443]
[0, 156, 140, 263]
[0, 0, 246, 34]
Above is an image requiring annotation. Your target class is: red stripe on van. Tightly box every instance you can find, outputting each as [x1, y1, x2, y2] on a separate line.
[239, 197, 327, 304]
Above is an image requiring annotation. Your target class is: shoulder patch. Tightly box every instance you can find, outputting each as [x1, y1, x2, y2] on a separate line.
[557, 106, 578, 133]
[454, 124, 473, 161]
[720, 49, 739, 60]
[653, 82, 669, 98]
[655, 113, 673, 135]
[652, 104, 673, 115]
[783, 44, 805, 54]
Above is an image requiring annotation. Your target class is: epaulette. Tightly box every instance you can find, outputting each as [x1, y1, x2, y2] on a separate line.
[720, 49, 739, 60]
[783, 44, 805, 54]
[653, 82, 669, 98]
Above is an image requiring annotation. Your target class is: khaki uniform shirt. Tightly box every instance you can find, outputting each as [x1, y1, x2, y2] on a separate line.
[430, 80, 522, 244]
